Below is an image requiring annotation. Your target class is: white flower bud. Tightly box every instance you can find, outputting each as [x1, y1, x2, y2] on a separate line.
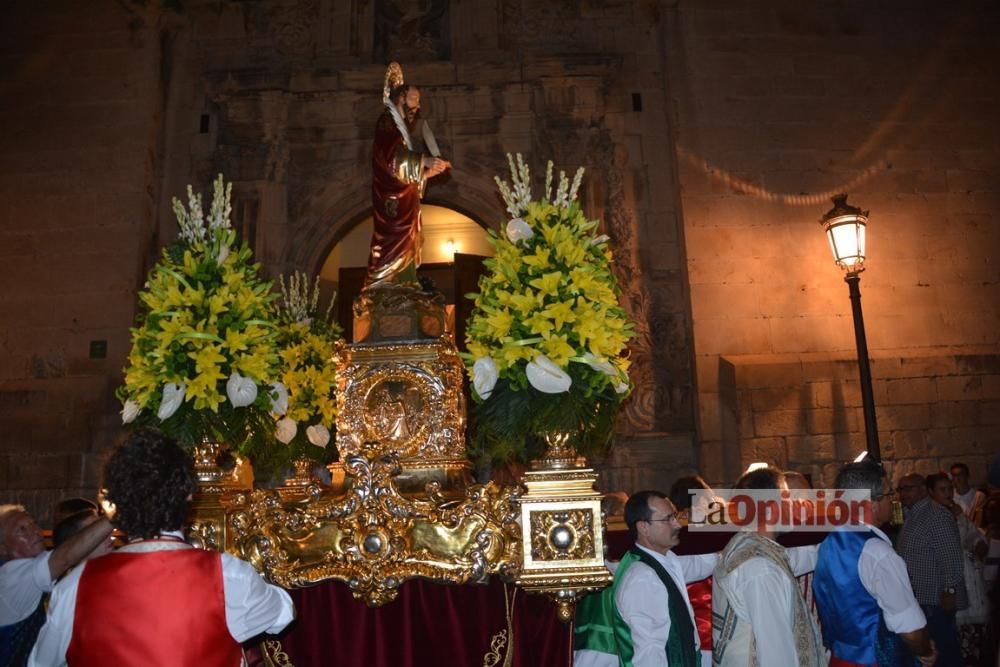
[121, 399, 141, 424]
[276, 417, 297, 444]
[227, 372, 258, 408]
[157, 383, 186, 420]
[526, 355, 572, 394]
[472, 356, 499, 400]
[306, 424, 331, 448]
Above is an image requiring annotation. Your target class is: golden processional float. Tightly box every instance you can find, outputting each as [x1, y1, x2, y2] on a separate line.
[189, 280, 610, 619]
[180, 62, 639, 622]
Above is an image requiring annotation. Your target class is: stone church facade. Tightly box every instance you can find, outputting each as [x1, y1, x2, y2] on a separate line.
[1, 0, 997, 523]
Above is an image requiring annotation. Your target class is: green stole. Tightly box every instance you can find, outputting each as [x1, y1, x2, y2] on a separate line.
[573, 546, 698, 667]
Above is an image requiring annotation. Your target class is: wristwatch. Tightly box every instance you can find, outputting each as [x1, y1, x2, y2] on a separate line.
[943, 587, 956, 595]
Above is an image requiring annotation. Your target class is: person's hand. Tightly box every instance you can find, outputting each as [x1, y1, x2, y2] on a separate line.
[917, 641, 937, 667]
[423, 157, 451, 177]
[941, 590, 956, 611]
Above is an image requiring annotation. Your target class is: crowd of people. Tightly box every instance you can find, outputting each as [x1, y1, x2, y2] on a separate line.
[576, 457, 1000, 667]
[3, 429, 999, 667]
[0, 430, 294, 667]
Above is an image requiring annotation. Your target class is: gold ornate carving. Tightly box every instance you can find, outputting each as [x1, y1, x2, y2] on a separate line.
[261, 639, 295, 667]
[529, 509, 596, 562]
[226, 450, 522, 607]
[516, 464, 613, 622]
[336, 338, 467, 463]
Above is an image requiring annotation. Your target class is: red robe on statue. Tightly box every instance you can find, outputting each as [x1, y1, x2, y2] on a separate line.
[367, 109, 424, 287]
[66, 549, 241, 667]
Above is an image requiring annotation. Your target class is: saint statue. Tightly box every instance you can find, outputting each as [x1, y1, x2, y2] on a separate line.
[367, 62, 452, 288]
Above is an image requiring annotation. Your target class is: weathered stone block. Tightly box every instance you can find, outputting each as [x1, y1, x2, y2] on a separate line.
[936, 375, 984, 402]
[931, 401, 981, 428]
[890, 430, 927, 459]
[806, 408, 858, 435]
[786, 434, 836, 464]
[744, 437, 787, 468]
[886, 377, 938, 405]
[875, 404, 932, 431]
[754, 409, 807, 437]
[693, 317, 771, 356]
[735, 360, 803, 390]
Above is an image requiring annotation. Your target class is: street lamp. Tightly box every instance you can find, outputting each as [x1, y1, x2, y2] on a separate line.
[820, 194, 881, 463]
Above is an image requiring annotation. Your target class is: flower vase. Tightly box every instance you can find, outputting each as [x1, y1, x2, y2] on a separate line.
[531, 431, 586, 471]
[283, 456, 316, 487]
[192, 440, 226, 484]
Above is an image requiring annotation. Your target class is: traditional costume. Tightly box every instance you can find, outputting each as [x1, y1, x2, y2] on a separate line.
[573, 545, 715, 666]
[711, 531, 824, 667]
[28, 533, 294, 667]
[813, 526, 927, 667]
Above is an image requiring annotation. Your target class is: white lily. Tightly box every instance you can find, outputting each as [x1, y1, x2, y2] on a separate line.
[614, 379, 630, 394]
[269, 382, 289, 417]
[306, 424, 331, 448]
[526, 355, 572, 394]
[472, 356, 499, 399]
[276, 417, 297, 444]
[580, 352, 617, 377]
[121, 399, 141, 424]
[590, 234, 610, 246]
[226, 372, 258, 408]
[157, 383, 186, 420]
[217, 243, 230, 264]
[505, 218, 534, 244]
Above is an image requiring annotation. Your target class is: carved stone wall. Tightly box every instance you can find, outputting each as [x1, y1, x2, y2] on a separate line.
[0, 0, 695, 520]
[666, 2, 1000, 486]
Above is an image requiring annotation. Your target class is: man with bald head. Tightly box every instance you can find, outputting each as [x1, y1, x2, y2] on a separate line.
[896, 473, 965, 666]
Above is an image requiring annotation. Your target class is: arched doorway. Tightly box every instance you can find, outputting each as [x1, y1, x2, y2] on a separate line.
[318, 204, 495, 345]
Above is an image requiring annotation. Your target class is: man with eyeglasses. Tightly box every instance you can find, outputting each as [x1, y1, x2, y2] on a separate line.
[813, 461, 937, 667]
[896, 472, 965, 666]
[574, 490, 717, 667]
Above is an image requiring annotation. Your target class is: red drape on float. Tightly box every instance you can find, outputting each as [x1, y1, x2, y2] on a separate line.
[264, 577, 571, 667]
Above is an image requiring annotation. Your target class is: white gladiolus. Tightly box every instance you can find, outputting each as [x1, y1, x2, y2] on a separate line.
[217, 243, 230, 264]
[505, 218, 534, 244]
[157, 383, 186, 420]
[227, 372, 258, 408]
[526, 355, 572, 394]
[269, 382, 289, 417]
[472, 356, 499, 399]
[276, 417, 297, 444]
[121, 399, 141, 424]
[306, 424, 331, 448]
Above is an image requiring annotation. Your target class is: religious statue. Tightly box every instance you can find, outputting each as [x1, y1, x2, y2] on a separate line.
[366, 62, 451, 288]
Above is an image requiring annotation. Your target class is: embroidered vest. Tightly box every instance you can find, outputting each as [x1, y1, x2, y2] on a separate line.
[573, 547, 698, 666]
[0, 559, 46, 667]
[813, 530, 899, 666]
[66, 549, 241, 667]
[712, 532, 824, 667]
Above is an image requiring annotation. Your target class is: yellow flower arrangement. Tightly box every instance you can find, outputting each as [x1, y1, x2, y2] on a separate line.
[266, 272, 343, 469]
[116, 175, 281, 452]
[464, 155, 634, 465]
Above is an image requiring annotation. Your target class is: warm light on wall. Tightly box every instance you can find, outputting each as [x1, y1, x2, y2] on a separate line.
[444, 239, 458, 260]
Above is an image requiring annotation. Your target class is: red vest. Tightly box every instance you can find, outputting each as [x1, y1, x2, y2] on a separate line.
[67, 548, 242, 667]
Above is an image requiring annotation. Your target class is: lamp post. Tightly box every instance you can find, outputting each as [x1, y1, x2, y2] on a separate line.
[820, 194, 881, 463]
